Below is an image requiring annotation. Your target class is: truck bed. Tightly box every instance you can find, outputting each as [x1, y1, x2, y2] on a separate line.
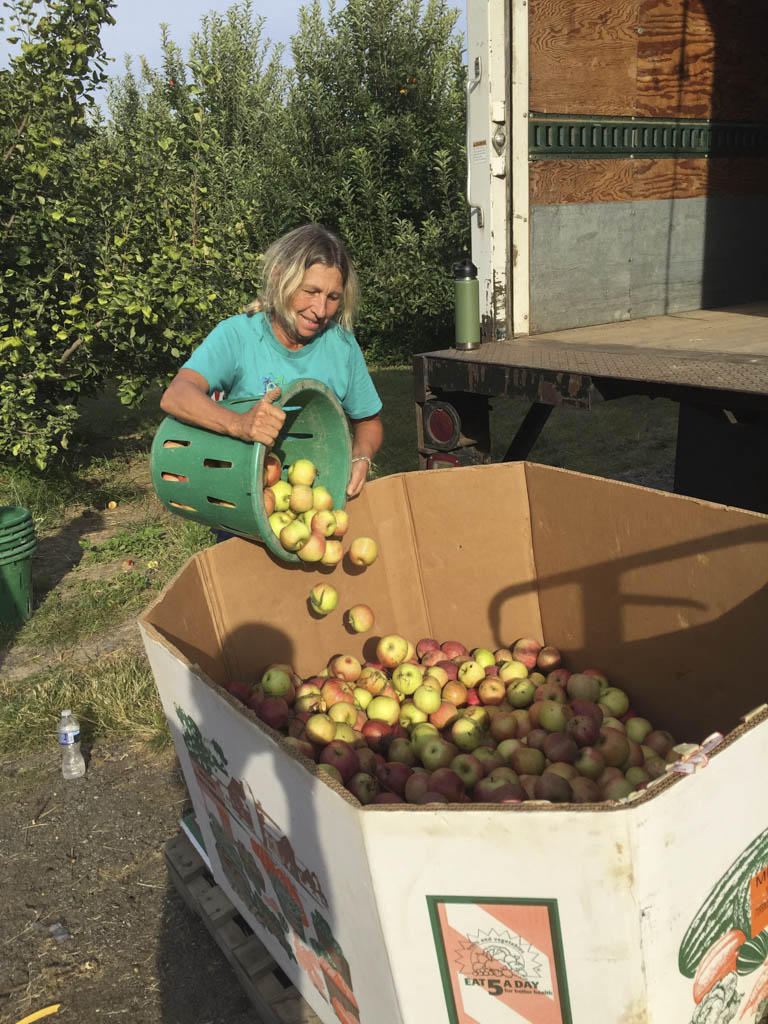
[417, 302, 768, 404]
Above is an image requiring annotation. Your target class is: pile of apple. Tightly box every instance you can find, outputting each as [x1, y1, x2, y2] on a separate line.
[222, 634, 684, 806]
[264, 455, 377, 569]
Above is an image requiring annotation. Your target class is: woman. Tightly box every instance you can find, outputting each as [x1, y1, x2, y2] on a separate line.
[160, 223, 383, 498]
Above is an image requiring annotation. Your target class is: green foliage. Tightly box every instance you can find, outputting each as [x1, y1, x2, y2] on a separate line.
[0, 0, 468, 466]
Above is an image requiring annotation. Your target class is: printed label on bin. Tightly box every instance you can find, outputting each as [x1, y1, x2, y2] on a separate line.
[427, 896, 572, 1024]
[751, 866, 768, 937]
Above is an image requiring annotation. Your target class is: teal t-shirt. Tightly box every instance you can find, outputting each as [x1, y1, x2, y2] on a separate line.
[182, 312, 382, 420]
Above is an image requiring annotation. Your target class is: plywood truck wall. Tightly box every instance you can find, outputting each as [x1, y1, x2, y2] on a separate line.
[519, 0, 768, 333]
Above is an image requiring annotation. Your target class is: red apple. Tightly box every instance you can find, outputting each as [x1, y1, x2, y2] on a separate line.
[376, 634, 409, 669]
[346, 604, 375, 634]
[361, 719, 393, 755]
[348, 536, 378, 566]
[256, 697, 290, 733]
[427, 767, 465, 802]
[511, 637, 542, 670]
[376, 761, 413, 796]
[319, 740, 359, 783]
[440, 640, 468, 659]
[328, 654, 362, 682]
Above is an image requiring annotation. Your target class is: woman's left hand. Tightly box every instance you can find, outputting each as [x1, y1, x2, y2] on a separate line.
[347, 457, 370, 498]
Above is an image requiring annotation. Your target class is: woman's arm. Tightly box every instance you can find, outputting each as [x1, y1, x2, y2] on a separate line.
[347, 413, 384, 497]
[160, 369, 285, 445]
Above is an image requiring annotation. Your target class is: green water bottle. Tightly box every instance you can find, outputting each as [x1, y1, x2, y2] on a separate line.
[454, 258, 480, 351]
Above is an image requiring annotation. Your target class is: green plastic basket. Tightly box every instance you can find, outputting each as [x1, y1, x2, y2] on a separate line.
[0, 507, 35, 624]
[150, 378, 352, 562]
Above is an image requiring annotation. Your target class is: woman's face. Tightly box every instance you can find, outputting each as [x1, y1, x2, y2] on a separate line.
[283, 263, 344, 343]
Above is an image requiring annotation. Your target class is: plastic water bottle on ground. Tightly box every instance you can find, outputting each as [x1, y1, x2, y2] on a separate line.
[58, 710, 86, 779]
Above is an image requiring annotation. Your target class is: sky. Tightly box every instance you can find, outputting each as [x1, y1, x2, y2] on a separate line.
[1, 1, 467, 78]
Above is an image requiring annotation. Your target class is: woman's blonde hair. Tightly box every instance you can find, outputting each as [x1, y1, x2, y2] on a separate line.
[244, 223, 358, 333]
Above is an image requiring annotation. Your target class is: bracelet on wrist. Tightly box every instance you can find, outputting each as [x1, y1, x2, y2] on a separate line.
[351, 455, 372, 467]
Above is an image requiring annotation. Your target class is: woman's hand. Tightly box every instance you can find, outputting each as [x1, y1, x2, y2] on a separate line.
[347, 414, 383, 497]
[231, 387, 285, 445]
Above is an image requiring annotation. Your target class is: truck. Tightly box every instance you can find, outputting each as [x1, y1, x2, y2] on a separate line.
[415, 0, 768, 513]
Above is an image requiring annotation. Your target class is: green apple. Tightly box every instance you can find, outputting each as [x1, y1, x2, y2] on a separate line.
[413, 684, 442, 715]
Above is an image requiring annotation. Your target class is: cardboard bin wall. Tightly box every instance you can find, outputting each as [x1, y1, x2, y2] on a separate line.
[140, 463, 768, 1024]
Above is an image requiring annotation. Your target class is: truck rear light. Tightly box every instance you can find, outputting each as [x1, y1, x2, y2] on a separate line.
[422, 401, 461, 450]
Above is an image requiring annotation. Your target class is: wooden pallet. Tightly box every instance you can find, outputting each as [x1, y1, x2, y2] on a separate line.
[164, 831, 323, 1024]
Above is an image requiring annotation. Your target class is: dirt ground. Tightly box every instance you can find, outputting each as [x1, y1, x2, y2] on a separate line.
[0, 739, 267, 1024]
[1, 458, 678, 1024]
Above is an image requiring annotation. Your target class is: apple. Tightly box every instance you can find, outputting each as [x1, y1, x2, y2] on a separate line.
[320, 539, 343, 566]
[510, 709, 532, 739]
[319, 740, 359, 783]
[511, 637, 542, 670]
[596, 726, 630, 768]
[410, 722, 439, 754]
[262, 488, 276, 516]
[347, 772, 380, 804]
[317, 763, 343, 785]
[547, 668, 571, 687]
[328, 702, 358, 727]
[496, 738, 524, 764]
[621, 738, 644, 769]
[312, 485, 334, 510]
[361, 719, 393, 755]
[399, 701, 427, 729]
[416, 791, 451, 805]
[376, 761, 413, 797]
[263, 453, 282, 486]
[528, 671, 546, 686]
[268, 510, 293, 537]
[440, 640, 468, 659]
[601, 716, 626, 734]
[331, 507, 349, 536]
[420, 737, 459, 771]
[644, 729, 676, 758]
[569, 699, 604, 726]
[472, 746, 506, 775]
[498, 660, 529, 683]
[376, 634, 409, 669]
[287, 458, 317, 486]
[473, 777, 527, 803]
[532, 681, 567, 703]
[435, 659, 459, 680]
[582, 669, 610, 693]
[601, 776, 635, 802]
[545, 762, 580, 781]
[477, 677, 506, 706]
[457, 659, 485, 688]
[506, 678, 536, 708]
[570, 777, 602, 803]
[565, 714, 600, 747]
[365, 694, 400, 726]
[526, 728, 549, 751]
[352, 687, 372, 711]
[470, 647, 495, 668]
[489, 712, 518, 743]
[297, 531, 326, 562]
[625, 717, 653, 744]
[289, 483, 314, 514]
[419, 648, 445, 668]
[566, 673, 602, 703]
[494, 647, 514, 663]
[348, 537, 378, 567]
[542, 732, 578, 764]
[536, 645, 562, 672]
[334, 723, 359, 744]
[412, 684, 442, 715]
[404, 772, 432, 803]
[261, 667, 295, 702]
[309, 583, 338, 616]
[328, 654, 362, 682]
[256, 696, 290, 732]
[305, 713, 337, 746]
[355, 746, 379, 774]
[450, 754, 485, 789]
[533, 773, 572, 803]
[392, 662, 425, 695]
[416, 637, 440, 659]
[347, 604, 374, 633]
[600, 686, 630, 719]
[358, 666, 388, 695]
[428, 700, 460, 730]
[535, 699, 569, 733]
[373, 792, 405, 804]
[428, 767, 465, 802]
[308, 509, 336, 538]
[268, 479, 292, 512]
[511, 746, 546, 776]
[388, 737, 417, 766]
[450, 716, 485, 752]
[280, 519, 311, 552]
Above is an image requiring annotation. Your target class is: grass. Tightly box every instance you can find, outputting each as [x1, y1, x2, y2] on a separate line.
[0, 368, 679, 755]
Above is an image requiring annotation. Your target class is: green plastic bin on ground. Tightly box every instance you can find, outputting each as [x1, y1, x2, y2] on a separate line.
[149, 378, 352, 562]
[0, 506, 35, 624]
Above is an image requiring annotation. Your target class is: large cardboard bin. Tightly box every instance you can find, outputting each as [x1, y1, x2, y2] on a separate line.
[139, 463, 768, 1024]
